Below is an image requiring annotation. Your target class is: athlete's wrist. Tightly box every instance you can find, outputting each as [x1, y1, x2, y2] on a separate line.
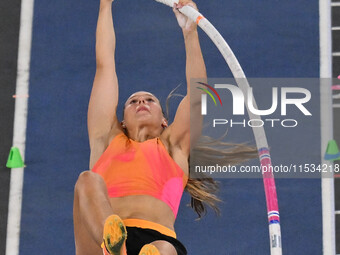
[99, 0, 113, 9]
[183, 29, 198, 40]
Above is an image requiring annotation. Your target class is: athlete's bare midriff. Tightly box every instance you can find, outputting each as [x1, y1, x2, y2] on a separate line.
[109, 195, 176, 231]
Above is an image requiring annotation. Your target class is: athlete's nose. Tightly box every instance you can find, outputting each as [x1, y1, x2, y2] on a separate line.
[138, 97, 145, 104]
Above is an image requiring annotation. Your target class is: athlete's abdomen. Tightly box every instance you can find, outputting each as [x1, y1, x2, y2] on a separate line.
[108, 194, 176, 230]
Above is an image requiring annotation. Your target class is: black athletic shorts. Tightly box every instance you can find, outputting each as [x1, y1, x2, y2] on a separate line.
[125, 226, 187, 255]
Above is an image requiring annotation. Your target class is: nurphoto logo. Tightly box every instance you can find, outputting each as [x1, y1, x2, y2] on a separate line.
[197, 81, 312, 128]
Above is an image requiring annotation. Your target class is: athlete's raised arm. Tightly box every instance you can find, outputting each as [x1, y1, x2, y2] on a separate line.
[166, 0, 206, 157]
[88, 0, 120, 169]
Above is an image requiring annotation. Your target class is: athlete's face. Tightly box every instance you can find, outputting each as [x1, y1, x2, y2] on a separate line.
[123, 91, 167, 131]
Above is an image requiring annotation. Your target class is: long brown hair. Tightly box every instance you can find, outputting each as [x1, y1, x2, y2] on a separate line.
[187, 137, 258, 218]
[165, 86, 258, 219]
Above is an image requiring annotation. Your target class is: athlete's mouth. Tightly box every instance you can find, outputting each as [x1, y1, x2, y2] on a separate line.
[137, 106, 150, 113]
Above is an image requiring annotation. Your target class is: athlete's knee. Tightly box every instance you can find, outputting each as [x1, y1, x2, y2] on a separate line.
[150, 240, 177, 255]
[74, 171, 105, 196]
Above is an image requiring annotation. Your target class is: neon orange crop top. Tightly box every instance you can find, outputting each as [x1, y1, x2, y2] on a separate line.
[91, 133, 188, 217]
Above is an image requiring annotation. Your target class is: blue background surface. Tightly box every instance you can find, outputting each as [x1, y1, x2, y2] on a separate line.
[20, 0, 321, 254]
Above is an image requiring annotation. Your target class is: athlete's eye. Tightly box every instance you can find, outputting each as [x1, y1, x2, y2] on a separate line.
[130, 99, 137, 104]
[147, 98, 154, 102]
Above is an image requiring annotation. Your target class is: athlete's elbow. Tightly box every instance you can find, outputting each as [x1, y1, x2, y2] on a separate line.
[95, 60, 116, 71]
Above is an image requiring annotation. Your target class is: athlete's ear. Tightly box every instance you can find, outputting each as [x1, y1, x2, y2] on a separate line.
[121, 120, 126, 129]
[161, 118, 168, 128]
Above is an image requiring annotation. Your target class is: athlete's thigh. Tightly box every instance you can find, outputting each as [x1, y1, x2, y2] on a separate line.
[74, 193, 102, 255]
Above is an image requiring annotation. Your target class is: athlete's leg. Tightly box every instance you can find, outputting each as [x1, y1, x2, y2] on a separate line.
[141, 240, 177, 255]
[73, 171, 119, 255]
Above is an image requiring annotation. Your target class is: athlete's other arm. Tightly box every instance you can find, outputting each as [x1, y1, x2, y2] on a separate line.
[167, 0, 206, 158]
[88, 0, 121, 169]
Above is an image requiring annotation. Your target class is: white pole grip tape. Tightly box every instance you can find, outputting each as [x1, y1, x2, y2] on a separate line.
[154, 0, 178, 8]
[154, 0, 200, 23]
